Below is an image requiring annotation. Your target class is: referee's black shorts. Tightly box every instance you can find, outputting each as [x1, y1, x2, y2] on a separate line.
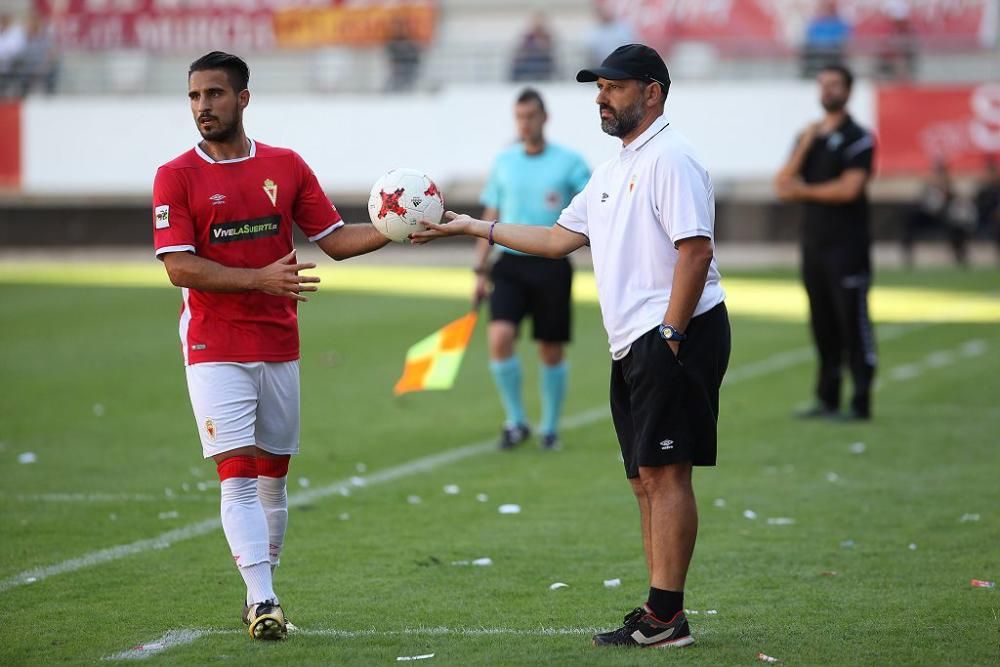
[610, 302, 731, 478]
[489, 252, 573, 343]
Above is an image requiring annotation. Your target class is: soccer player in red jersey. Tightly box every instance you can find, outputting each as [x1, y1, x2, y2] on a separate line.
[152, 52, 390, 640]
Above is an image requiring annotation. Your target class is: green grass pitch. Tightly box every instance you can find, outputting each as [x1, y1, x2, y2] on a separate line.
[1, 265, 998, 665]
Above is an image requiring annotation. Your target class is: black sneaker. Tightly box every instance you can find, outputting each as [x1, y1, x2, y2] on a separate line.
[593, 606, 694, 648]
[499, 423, 531, 450]
[793, 404, 839, 420]
[541, 433, 560, 450]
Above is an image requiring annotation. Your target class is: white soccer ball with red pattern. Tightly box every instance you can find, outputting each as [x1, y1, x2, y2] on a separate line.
[367, 168, 445, 242]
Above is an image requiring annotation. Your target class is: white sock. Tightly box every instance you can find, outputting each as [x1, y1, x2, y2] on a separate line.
[220, 476, 275, 605]
[257, 475, 288, 570]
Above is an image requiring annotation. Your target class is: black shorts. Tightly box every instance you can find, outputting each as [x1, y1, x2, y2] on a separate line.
[610, 302, 731, 478]
[489, 252, 572, 343]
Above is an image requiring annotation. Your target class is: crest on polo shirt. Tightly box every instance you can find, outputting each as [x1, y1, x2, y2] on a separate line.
[628, 174, 638, 195]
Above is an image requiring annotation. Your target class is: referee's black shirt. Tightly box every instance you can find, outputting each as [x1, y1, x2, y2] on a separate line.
[798, 115, 875, 253]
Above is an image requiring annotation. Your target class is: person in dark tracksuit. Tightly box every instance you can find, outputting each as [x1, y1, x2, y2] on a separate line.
[775, 63, 877, 421]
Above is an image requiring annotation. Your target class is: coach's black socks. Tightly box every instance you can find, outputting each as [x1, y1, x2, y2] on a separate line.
[647, 587, 684, 620]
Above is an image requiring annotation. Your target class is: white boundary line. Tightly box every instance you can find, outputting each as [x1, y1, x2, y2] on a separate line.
[0, 322, 931, 594]
[102, 626, 610, 661]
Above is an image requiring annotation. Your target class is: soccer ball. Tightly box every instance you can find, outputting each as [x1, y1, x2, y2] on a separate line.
[367, 168, 445, 242]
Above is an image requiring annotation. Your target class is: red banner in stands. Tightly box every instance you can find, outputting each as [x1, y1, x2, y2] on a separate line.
[33, 0, 434, 51]
[0, 102, 20, 190]
[877, 84, 1000, 175]
[601, 0, 996, 54]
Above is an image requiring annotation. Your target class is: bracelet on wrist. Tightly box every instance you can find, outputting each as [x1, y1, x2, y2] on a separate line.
[487, 220, 497, 247]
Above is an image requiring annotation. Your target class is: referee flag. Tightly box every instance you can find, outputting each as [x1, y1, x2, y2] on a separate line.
[393, 310, 479, 395]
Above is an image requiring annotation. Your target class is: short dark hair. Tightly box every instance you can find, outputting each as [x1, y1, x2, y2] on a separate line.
[819, 63, 853, 90]
[516, 87, 546, 113]
[189, 51, 250, 92]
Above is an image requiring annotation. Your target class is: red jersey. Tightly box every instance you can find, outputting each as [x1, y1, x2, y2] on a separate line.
[152, 140, 342, 365]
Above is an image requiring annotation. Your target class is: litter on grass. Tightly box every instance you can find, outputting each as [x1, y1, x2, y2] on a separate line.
[476, 493, 489, 502]
[757, 652, 781, 664]
[443, 484, 460, 495]
[960, 514, 981, 522]
[549, 582, 569, 590]
[849, 442, 866, 455]
[603, 578, 621, 588]
[93, 403, 106, 417]
[498, 504, 521, 514]
[338, 513, 350, 521]
[17, 452, 36, 464]
[826, 472, 840, 483]
[157, 511, 179, 520]
[407, 495, 422, 505]
[743, 510, 758, 520]
[767, 517, 795, 525]
[840, 540, 855, 549]
[821, 571, 838, 577]
[298, 478, 310, 488]
[908, 543, 918, 551]
[355, 462, 367, 473]
[713, 498, 726, 508]
[451, 557, 493, 567]
[397, 653, 435, 661]
[970, 579, 996, 588]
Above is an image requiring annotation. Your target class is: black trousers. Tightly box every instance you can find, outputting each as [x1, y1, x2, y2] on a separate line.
[801, 246, 877, 416]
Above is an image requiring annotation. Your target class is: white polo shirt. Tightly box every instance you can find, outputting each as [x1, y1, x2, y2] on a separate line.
[556, 114, 725, 358]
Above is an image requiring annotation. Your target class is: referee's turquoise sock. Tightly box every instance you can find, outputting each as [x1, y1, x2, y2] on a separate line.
[490, 356, 526, 427]
[540, 361, 568, 436]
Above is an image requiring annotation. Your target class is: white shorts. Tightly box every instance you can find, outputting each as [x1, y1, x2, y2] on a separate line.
[185, 361, 300, 459]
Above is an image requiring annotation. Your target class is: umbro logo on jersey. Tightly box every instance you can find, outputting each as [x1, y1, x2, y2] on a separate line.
[209, 193, 227, 206]
[601, 192, 609, 202]
[210, 215, 281, 244]
[660, 439, 674, 450]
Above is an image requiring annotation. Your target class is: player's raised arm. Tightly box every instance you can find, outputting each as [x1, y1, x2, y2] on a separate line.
[411, 211, 587, 258]
[162, 250, 320, 302]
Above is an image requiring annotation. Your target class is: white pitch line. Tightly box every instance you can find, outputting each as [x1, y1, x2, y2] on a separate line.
[0, 323, 933, 594]
[13, 493, 216, 504]
[103, 626, 608, 661]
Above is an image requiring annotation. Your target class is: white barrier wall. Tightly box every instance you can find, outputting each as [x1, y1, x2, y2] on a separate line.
[21, 81, 874, 198]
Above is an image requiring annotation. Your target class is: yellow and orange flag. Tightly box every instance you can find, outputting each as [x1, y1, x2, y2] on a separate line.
[393, 309, 479, 395]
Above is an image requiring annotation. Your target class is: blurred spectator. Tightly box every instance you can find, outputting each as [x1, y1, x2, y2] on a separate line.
[875, 1, 917, 80]
[0, 13, 26, 97]
[585, 3, 636, 67]
[801, 0, 851, 78]
[14, 16, 59, 96]
[510, 14, 556, 82]
[974, 156, 1000, 260]
[901, 159, 969, 267]
[385, 15, 421, 92]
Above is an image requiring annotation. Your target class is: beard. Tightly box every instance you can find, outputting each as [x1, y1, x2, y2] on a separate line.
[197, 114, 240, 142]
[821, 96, 847, 113]
[600, 97, 645, 138]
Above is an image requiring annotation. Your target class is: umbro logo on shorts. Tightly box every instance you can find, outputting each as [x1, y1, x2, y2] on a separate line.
[601, 192, 610, 202]
[660, 439, 674, 450]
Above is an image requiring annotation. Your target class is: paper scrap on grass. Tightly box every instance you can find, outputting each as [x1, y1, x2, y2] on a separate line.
[394, 310, 478, 395]
[960, 513, 980, 522]
[840, 539, 855, 549]
[767, 517, 795, 526]
[157, 511, 179, 520]
[743, 510, 758, 520]
[443, 484, 460, 495]
[476, 493, 488, 502]
[397, 653, 435, 661]
[970, 579, 996, 588]
[93, 403, 106, 417]
[339, 513, 350, 521]
[849, 442, 866, 455]
[407, 495, 422, 505]
[908, 543, 918, 551]
[757, 652, 781, 664]
[821, 571, 838, 577]
[713, 498, 726, 508]
[298, 477, 310, 488]
[498, 504, 521, 514]
[17, 452, 36, 464]
[603, 578, 621, 588]
[549, 582, 569, 590]
[826, 472, 840, 483]
[355, 462, 367, 473]
[452, 557, 493, 567]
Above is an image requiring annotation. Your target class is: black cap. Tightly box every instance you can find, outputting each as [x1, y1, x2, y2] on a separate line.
[576, 43, 671, 89]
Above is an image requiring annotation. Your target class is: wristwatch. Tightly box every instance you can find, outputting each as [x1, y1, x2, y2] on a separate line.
[658, 324, 687, 342]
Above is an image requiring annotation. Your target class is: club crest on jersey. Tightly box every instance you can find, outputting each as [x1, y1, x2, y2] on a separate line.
[263, 179, 278, 206]
[628, 174, 638, 195]
[204, 418, 216, 442]
[154, 204, 170, 229]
